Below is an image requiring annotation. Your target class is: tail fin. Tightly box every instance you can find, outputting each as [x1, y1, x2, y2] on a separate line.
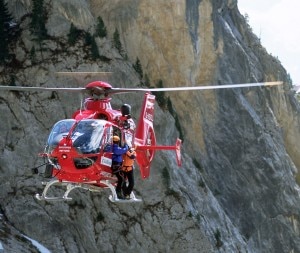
[134, 93, 182, 179]
[135, 93, 156, 178]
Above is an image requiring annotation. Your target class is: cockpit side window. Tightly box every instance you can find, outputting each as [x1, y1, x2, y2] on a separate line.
[47, 119, 75, 147]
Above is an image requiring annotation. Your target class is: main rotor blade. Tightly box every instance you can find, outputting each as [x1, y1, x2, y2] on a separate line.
[0, 81, 282, 94]
[0, 86, 85, 92]
[109, 81, 283, 94]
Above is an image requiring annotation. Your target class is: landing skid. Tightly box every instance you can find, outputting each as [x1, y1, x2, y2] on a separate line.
[35, 179, 141, 203]
[35, 179, 104, 201]
[35, 179, 78, 201]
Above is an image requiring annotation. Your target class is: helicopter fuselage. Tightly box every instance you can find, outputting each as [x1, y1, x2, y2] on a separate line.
[35, 81, 181, 202]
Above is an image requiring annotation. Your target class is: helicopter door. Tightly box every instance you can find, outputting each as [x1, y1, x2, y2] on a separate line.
[124, 130, 134, 148]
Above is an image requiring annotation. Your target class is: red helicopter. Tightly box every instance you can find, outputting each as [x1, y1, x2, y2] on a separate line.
[0, 79, 282, 202]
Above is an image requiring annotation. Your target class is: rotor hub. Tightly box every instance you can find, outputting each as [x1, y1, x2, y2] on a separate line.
[85, 81, 112, 97]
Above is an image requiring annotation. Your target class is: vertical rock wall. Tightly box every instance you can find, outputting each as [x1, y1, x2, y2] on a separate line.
[1, 0, 300, 252]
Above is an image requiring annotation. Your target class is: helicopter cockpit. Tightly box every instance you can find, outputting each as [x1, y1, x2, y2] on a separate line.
[46, 119, 108, 155]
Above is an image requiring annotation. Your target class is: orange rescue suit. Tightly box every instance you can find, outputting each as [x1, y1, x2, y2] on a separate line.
[122, 149, 136, 172]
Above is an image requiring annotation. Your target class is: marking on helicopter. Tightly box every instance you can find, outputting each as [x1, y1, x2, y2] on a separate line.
[59, 146, 71, 149]
[101, 156, 112, 167]
[100, 171, 113, 177]
[145, 112, 154, 122]
[146, 100, 154, 108]
[58, 149, 71, 152]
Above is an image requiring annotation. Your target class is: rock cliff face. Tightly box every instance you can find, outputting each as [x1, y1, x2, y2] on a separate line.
[1, 0, 300, 252]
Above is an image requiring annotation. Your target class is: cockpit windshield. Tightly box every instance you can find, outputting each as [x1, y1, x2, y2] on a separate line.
[47, 119, 75, 148]
[46, 119, 107, 154]
[71, 119, 105, 154]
